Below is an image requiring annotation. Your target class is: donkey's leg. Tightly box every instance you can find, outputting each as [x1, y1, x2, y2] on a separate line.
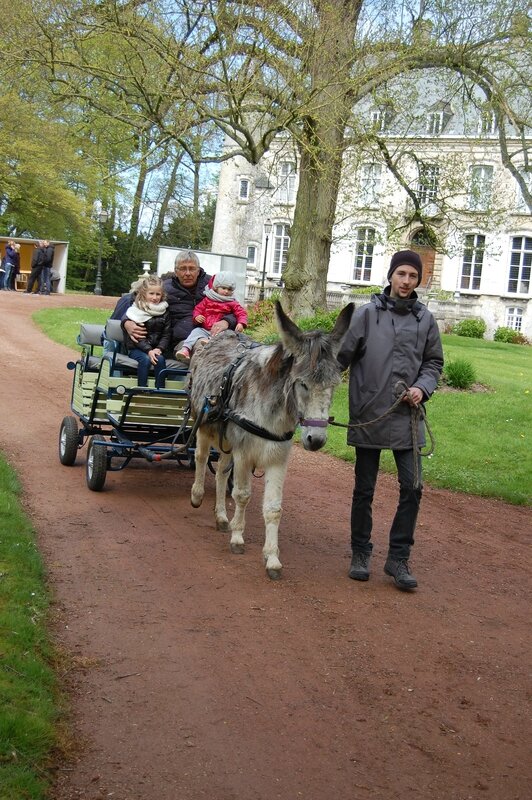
[262, 461, 288, 579]
[229, 455, 252, 555]
[190, 428, 210, 508]
[214, 450, 232, 532]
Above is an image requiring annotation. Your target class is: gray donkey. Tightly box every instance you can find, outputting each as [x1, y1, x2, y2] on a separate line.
[189, 301, 354, 579]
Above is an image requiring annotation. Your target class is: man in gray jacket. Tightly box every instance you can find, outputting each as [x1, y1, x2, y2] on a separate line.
[337, 250, 444, 590]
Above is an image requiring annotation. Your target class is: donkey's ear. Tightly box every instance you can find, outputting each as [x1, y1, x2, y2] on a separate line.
[329, 303, 354, 349]
[274, 301, 304, 352]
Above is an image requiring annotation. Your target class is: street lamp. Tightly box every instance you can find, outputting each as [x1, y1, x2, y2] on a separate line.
[259, 218, 272, 301]
[94, 209, 109, 295]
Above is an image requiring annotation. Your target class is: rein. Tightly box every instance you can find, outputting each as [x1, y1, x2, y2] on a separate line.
[204, 350, 296, 453]
[327, 380, 436, 488]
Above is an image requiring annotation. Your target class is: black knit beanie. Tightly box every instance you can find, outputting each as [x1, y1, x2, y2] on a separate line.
[387, 250, 423, 287]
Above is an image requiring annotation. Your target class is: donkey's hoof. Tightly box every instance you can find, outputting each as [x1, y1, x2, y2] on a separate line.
[216, 518, 230, 532]
[267, 568, 282, 580]
[190, 489, 203, 508]
[230, 542, 245, 554]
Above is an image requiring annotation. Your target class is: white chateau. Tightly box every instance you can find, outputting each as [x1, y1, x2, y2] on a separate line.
[211, 71, 531, 338]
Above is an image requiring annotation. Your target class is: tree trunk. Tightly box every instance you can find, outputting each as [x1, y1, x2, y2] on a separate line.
[284, 117, 346, 316]
[282, 1, 362, 317]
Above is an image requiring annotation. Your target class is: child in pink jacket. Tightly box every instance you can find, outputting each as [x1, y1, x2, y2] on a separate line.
[175, 271, 248, 363]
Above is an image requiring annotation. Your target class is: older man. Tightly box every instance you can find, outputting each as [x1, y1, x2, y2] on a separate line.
[122, 250, 236, 354]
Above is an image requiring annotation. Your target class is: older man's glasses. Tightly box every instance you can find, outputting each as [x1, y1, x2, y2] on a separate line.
[176, 266, 199, 274]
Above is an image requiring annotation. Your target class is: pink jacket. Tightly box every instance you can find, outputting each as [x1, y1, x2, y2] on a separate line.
[193, 296, 248, 330]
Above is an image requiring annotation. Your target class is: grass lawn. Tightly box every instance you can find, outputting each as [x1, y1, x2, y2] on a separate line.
[0, 456, 62, 800]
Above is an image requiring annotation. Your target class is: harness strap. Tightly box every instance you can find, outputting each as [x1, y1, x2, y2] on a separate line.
[224, 410, 294, 442]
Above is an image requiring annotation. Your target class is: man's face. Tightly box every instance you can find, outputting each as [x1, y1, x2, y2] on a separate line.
[389, 265, 419, 299]
[175, 260, 200, 288]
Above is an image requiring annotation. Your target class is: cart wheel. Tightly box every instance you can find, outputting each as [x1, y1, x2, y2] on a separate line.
[59, 416, 80, 466]
[86, 436, 108, 491]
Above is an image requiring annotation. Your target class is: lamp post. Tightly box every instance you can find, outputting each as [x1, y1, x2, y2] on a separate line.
[94, 209, 109, 295]
[259, 218, 272, 301]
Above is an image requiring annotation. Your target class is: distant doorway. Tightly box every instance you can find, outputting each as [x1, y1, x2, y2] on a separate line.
[410, 232, 436, 289]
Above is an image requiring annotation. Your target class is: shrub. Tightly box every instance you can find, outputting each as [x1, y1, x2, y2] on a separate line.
[453, 318, 486, 339]
[297, 308, 342, 332]
[494, 326, 529, 345]
[351, 285, 382, 296]
[443, 358, 477, 389]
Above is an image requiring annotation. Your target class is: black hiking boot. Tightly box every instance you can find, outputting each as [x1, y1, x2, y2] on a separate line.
[349, 551, 371, 581]
[384, 557, 418, 590]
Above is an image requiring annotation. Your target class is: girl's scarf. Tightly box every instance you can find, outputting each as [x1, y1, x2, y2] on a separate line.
[126, 300, 168, 324]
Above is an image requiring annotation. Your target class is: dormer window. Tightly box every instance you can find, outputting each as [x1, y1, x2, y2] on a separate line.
[426, 103, 452, 135]
[478, 110, 498, 136]
[238, 178, 250, 201]
[371, 108, 393, 133]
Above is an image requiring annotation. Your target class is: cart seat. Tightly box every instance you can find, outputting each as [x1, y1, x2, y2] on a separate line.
[104, 318, 186, 374]
[78, 323, 105, 371]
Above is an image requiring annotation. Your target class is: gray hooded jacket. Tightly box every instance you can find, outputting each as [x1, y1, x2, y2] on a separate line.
[337, 289, 444, 449]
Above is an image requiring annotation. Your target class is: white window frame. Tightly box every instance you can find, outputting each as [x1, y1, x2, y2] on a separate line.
[352, 227, 375, 282]
[238, 178, 250, 201]
[478, 111, 498, 136]
[418, 163, 440, 206]
[469, 165, 494, 211]
[371, 108, 392, 132]
[359, 163, 382, 207]
[278, 161, 297, 205]
[506, 306, 523, 332]
[507, 235, 532, 294]
[246, 244, 258, 268]
[271, 223, 290, 276]
[516, 171, 532, 213]
[426, 110, 452, 135]
[460, 234, 485, 291]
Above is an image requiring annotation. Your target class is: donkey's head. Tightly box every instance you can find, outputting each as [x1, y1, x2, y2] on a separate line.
[274, 301, 354, 451]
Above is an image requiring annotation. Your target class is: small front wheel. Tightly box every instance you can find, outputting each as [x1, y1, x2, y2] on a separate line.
[86, 436, 108, 491]
[59, 416, 80, 466]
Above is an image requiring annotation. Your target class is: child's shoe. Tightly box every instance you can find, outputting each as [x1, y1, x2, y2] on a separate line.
[174, 347, 190, 365]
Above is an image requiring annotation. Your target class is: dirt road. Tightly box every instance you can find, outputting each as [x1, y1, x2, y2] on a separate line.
[0, 292, 530, 800]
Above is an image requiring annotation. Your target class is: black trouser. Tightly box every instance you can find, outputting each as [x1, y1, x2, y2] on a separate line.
[351, 446, 422, 560]
[26, 265, 43, 293]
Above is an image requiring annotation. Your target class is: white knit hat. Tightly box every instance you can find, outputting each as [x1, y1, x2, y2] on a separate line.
[213, 271, 236, 290]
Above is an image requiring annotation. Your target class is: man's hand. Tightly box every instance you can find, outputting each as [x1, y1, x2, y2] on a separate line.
[123, 319, 146, 343]
[211, 319, 229, 336]
[402, 386, 424, 406]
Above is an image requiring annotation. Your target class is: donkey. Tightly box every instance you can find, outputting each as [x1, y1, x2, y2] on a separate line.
[188, 301, 353, 579]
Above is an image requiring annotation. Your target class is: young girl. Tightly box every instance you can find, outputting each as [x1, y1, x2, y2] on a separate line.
[175, 271, 248, 363]
[122, 276, 172, 387]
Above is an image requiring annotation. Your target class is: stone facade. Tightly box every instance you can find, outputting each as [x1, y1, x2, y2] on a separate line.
[212, 75, 531, 339]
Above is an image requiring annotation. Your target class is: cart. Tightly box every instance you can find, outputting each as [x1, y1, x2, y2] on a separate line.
[58, 320, 216, 491]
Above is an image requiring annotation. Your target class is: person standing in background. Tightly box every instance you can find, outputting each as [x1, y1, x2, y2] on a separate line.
[3, 241, 20, 290]
[26, 241, 45, 294]
[39, 240, 55, 295]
